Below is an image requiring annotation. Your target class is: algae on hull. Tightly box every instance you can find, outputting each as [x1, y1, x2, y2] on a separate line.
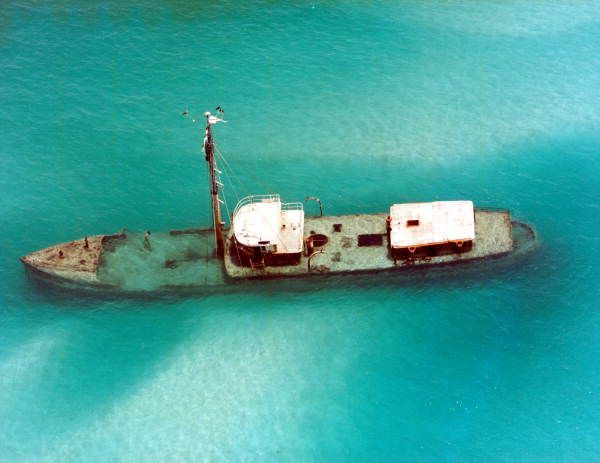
[21, 209, 537, 294]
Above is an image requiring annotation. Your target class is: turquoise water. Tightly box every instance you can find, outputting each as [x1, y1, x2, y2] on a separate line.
[1, 1, 599, 460]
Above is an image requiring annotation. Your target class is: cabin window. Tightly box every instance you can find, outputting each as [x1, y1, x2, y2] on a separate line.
[260, 244, 277, 253]
[406, 219, 420, 227]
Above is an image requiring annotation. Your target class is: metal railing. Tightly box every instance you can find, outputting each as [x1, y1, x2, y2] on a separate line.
[233, 194, 281, 217]
[282, 202, 303, 211]
[233, 194, 303, 217]
[475, 206, 510, 213]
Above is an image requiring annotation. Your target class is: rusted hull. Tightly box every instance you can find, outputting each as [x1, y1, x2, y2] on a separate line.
[224, 209, 516, 279]
[20, 214, 537, 294]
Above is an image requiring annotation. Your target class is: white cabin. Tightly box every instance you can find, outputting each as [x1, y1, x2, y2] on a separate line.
[232, 194, 304, 255]
[389, 201, 475, 250]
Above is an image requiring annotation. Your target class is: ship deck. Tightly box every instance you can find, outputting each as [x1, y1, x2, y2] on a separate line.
[224, 209, 513, 279]
[97, 231, 226, 290]
[21, 230, 226, 291]
[20, 235, 104, 283]
[22, 209, 525, 292]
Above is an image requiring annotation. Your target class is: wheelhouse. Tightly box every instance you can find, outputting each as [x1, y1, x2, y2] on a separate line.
[231, 194, 304, 268]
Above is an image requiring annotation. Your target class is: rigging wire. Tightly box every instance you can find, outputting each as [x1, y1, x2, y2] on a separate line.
[218, 175, 244, 265]
[214, 146, 290, 262]
[205, 163, 212, 278]
[215, 145, 245, 201]
[217, 147, 301, 253]
[214, 143, 276, 197]
[209, 127, 306, 261]
[215, 144, 375, 218]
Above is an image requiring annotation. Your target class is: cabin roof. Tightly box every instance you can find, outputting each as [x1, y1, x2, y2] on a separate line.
[389, 201, 475, 248]
[233, 196, 304, 254]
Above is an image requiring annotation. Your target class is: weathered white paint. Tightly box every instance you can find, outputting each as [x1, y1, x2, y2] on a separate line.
[389, 201, 475, 248]
[233, 196, 304, 254]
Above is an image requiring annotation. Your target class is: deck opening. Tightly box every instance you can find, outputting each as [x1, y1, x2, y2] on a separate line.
[406, 219, 420, 227]
[333, 223, 342, 232]
[358, 234, 384, 247]
[307, 234, 328, 248]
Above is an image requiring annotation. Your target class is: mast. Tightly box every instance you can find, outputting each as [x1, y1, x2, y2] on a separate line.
[203, 111, 225, 258]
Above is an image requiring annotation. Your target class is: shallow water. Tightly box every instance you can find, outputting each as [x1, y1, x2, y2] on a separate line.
[1, 1, 599, 461]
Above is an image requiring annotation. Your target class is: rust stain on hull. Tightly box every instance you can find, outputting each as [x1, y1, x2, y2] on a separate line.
[20, 235, 104, 282]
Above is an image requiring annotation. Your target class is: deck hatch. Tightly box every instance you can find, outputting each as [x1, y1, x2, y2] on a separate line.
[357, 234, 384, 247]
